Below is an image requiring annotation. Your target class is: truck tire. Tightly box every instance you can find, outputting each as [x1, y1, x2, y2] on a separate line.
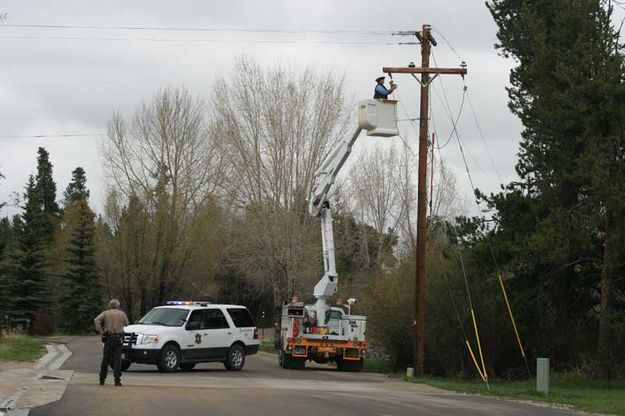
[338, 358, 364, 372]
[157, 344, 181, 372]
[224, 344, 246, 371]
[291, 356, 306, 370]
[280, 350, 292, 368]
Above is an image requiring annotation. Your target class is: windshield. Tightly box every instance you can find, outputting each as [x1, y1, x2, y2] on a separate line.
[138, 308, 189, 326]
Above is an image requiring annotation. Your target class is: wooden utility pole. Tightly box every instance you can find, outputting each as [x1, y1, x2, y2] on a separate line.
[383, 24, 467, 376]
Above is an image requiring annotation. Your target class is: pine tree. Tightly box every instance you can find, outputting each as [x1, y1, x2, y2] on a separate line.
[10, 176, 49, 323]
[60, 199, 102, 333]
[0, 218, 14, 319]
[64, 167, 90, 206]
[35, 147, 60, 241]
[484, 0, 625, 375]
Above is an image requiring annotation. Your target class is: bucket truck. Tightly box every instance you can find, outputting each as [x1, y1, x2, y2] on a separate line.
[276, 99, 398, 371]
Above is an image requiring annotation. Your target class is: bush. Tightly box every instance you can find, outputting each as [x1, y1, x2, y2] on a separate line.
[31, 308, 56, 336]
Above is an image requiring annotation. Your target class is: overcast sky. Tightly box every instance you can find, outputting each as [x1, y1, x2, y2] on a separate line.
[0, 0, 527, 219]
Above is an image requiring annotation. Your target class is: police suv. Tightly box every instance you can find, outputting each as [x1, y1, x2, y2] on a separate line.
[120, 302, 260, 372]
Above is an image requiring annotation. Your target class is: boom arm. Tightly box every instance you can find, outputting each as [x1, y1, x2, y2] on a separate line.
[309, 127, 363, 325]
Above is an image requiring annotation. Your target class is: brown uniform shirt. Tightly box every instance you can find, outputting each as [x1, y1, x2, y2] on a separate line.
[94, 309, 129, 335]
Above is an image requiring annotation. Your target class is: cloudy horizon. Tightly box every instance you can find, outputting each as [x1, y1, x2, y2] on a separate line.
[0, 0, 566, 219]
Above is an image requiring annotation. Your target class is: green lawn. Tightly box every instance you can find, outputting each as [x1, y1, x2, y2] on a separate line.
[0, 335, 45, 361]
[259, 341, 278, 354]
[406, 375, 625, 415]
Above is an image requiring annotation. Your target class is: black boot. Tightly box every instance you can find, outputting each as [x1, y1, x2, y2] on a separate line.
[115, 379, 122, 386]
[99, 379, 105, 385]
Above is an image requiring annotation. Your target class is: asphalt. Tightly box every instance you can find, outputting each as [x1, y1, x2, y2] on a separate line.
[29, 337, 584, 416]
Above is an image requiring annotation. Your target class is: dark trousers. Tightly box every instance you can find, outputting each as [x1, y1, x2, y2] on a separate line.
[100, 334, 123, 381]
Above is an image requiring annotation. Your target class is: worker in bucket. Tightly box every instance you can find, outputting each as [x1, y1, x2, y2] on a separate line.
[373, 75, 397, 99]
[94, 298, 129, 386]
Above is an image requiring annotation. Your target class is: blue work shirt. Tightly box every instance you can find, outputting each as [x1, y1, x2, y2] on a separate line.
[374, 83, 391, 99]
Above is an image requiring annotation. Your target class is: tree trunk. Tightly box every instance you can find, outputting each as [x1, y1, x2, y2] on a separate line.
[598, 208, 614, 377]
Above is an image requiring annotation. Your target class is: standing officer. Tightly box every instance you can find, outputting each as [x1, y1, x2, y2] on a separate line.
[94, 299, 129, 386]
[373, 75, 397, 99]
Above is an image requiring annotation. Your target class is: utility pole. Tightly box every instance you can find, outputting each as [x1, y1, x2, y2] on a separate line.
[383, 24, 467, 376]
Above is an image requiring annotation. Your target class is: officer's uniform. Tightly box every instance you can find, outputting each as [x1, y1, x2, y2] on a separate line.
[94, 302, 129, 386]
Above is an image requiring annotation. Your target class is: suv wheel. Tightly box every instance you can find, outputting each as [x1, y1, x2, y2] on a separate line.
[224, 344, 246, 371]
[158, 344, 180, 372]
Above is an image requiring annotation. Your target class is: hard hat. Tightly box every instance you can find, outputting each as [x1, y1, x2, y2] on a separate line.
[375, 76, 385, 82]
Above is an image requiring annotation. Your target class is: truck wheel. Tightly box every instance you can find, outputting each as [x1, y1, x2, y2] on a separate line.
[224, 344, 246, 371]
[278, 350, 286, 368]
[157, 344, 181, 372]
[291, 357, 306, 370]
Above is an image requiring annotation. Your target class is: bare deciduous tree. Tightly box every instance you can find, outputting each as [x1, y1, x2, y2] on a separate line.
[347, 144, 408, 266]
[101, 88, 225, 312]
[210, 56, 351, 304]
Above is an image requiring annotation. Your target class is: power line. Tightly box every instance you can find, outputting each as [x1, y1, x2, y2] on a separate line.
[0, 133, 100, 140]
[431, 26, 465, 63]
[465, 91, 503, 183]
[0, 34, 410, 46]
[0, 23, 396, 36]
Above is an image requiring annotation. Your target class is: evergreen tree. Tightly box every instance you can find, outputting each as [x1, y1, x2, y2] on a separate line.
[64, 167, 89, 206]
[35, 147, 60, 241]
[35, 147, 60, 216]
[477, 0, 625, 375]
[0, 217, 14, 318]
[60, 199, 102, 333]
[10, 176, 49, 323]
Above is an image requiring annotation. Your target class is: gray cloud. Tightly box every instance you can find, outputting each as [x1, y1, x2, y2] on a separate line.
[1, 0, 525, 218]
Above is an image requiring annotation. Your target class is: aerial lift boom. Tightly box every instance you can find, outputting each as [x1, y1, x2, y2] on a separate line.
[309, 127, 363, 326]
[276, 99, 398, 371]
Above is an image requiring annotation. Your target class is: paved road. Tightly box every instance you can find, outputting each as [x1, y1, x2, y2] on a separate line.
[31, 337, 581, 416]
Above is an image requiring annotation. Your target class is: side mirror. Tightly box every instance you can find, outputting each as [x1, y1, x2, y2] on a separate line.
[186, 321, 201, 331]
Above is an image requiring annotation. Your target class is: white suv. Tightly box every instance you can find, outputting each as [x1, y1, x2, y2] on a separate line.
[120, 302, 260, 372]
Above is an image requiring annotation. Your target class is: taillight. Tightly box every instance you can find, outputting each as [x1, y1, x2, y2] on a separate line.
[253, 328, 259, 340]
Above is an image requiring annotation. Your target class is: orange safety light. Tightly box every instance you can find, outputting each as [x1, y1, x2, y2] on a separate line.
[291, 296, 300, 302]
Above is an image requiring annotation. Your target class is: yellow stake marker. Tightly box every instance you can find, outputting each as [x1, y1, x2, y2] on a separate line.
[465, 340, 485, 382]
[498, 274, 526, 360]
[470, 308, 488, 382]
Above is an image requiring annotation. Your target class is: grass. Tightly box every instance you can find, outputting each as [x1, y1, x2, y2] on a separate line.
[259, 341, 278, 354]
[364, 357, 396, 373]
[0, 335, 45, 361]
[405, 374, 625, 415]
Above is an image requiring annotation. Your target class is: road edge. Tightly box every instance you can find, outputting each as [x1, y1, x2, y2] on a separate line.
[2, 343, 73, 416]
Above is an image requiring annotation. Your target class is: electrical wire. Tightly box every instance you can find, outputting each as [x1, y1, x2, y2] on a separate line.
[392, 90, 418, 157]
[465, 91, 503, 183]
[431, 84, 466, 150]
[431, 44, 531, 378]
[431, 26, 465, 63]
[431, 50, 500, 187]
[0, 133, 101, 141]
[0, 34, 405, 46]
[0, 23, 396, 36]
